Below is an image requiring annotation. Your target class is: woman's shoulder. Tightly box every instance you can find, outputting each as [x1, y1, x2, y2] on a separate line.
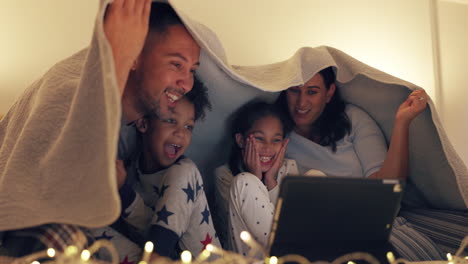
[345, 104, 378, 126]
[345, 104, 372, 118]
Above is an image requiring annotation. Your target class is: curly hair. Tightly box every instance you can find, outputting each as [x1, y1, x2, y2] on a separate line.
[185, 76, 211, 122]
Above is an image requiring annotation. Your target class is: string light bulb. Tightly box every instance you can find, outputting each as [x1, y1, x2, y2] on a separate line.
[196, 249, 211, 262]
[46, 248, 56, 258]
[205, 244, 223, 256]
[81, 249, 91, 261]
[65, 245, 78, 256]
[386, 251, 396, 263]
[141, 241, 154, 264]
[347, 261, 356, 264]
[240, 231, 251, 242]
[239, 230, 266, 258]
[269, 256, 278, 264]
[144, 241, 154, 253]
[31, 261, 40, 264]
[181, 250, 192, 264]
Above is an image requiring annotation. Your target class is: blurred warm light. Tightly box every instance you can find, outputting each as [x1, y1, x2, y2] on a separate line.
[81, 249, 91, 261]
[144, 241, 154, 253]
[269, 256, 279, 264]
[240, 230, 251, 241]
[206, 244, 214, 252]
[46, 248, 56, 258]
[65, 245, 78, 256]
[181, 250, 192, 263]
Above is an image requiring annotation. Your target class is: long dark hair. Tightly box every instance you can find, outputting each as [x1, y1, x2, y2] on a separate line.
[228, 100, 293, 175]
[275, 67, 351, 152]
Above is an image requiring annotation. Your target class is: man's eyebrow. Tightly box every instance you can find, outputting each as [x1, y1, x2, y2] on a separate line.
[167, 53, 200, 66]
[307, 85, 321, 89]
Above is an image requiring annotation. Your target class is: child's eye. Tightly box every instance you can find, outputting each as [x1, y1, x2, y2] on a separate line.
[273, 138, 283, 143]
[255, 137, 264, 142]
[163, 118, 176, 124]
[185, 125, 194, 131]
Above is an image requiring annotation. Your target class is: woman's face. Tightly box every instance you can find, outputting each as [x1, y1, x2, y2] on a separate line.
[286, 73, 335, 129]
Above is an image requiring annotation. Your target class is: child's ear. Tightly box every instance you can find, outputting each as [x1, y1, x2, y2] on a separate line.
[235, 133, 244, 149]
[135, 118, 149, 133]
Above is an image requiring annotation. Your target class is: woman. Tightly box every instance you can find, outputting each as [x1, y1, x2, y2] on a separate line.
[276, 67, 447, 260]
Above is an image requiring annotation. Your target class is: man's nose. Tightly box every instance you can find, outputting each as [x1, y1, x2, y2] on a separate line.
[176, 72, 194, 95]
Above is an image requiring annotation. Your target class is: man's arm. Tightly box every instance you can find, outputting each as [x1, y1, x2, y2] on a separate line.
[104, 0, 151, 95]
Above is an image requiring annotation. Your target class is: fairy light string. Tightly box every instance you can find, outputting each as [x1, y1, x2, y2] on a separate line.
[6, 233, 467, 264]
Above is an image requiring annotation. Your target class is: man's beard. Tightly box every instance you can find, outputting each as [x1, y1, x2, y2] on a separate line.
[136, 91, 175, 120]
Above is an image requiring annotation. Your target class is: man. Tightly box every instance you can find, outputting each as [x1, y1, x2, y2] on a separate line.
[106, 0, 201, 161]
[0, 0, 203, 257]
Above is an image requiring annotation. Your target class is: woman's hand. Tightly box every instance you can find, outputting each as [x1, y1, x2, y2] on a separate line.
[243, 135, 262, 180]
[264, 139, 289, 191]
[395, 90, 428, 126]
[104, 0, 152, 94]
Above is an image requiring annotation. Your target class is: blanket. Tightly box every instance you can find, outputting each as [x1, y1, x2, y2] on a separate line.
[0, 0, 466, 233]
[167, 0, 468, 210]
[0, 0, 121, 230]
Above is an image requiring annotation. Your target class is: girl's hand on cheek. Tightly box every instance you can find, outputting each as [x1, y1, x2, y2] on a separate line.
[243, 135, 262, 180]
[264, 138, 289, 190]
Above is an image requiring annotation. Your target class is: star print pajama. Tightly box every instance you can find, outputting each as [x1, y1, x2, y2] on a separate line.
[124, 157, 221, 258]
[215, 159, 299, 256]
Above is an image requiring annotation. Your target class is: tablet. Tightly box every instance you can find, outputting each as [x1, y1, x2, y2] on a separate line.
[268, 176, 404, 262]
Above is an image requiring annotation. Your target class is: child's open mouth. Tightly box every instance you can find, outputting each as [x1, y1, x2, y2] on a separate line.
[259, 155, 274, 166]
[164, 143, 182, 159]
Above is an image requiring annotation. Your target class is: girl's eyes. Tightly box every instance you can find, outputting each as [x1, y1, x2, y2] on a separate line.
[273, 138, 283, 143]
[254, 136, 264, 141]
[185, 125, 194, 131]
[163, 118, 176, 124]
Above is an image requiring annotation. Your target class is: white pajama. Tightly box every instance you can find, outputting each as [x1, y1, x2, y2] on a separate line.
[215, 159, 298, 256]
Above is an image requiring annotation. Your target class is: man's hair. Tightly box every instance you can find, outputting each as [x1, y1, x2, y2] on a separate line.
[185, 76, 211, 122]
[149, 2, 184, 34]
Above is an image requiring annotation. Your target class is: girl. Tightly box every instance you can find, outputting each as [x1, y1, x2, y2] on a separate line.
[214, 101, 299, 255]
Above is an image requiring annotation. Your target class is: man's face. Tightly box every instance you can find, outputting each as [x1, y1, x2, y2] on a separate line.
[130, 25, 200, 120]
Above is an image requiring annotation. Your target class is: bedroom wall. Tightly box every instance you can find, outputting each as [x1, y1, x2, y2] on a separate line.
[1, 0, 466, 165]
[0, 1, 98, 116]
[437, 1, 468, 166]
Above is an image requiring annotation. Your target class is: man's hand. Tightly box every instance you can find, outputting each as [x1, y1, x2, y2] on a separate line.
[104, 0, 151, 94]
[116, 159, 127, 189]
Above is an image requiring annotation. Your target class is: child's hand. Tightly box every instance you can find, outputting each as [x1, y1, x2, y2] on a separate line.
[395, 90, 428, 125]
[243, 135, 262, 180]
[116, 159, 127, 189]
[264, 139, 289, 191]
[104, 0, 151, 92]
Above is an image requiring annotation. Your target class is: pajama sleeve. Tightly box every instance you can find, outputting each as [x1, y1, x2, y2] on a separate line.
[347, 106, 387, 177]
